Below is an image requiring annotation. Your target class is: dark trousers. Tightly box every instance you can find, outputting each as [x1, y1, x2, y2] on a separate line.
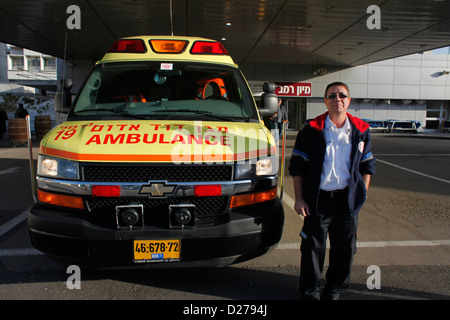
[299, 189, 357, 299]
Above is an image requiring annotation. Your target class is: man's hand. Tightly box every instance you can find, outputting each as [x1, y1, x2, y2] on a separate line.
[293, 176, 310, 217]
[294, 198, 310, 217]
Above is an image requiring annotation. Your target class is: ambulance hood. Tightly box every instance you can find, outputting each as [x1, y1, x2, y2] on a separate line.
[39, 120, 276, 163]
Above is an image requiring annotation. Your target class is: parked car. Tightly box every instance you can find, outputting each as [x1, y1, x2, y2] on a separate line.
[389, 120, 419, 133]
[367, 120, 388, 133]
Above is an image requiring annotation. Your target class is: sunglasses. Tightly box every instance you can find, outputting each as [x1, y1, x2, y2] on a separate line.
[326, 93, 349, 99]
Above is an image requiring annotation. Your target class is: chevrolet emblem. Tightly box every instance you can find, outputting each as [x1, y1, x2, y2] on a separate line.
[139, 182, 175, 197]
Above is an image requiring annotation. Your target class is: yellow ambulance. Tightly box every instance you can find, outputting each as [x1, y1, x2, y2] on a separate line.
[28, 36, 284, 268]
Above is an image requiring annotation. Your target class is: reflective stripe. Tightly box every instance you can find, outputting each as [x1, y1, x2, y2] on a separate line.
[361, 151, 374, 163]
[292, 148, 311, 162]
[40, 146, 275, 162]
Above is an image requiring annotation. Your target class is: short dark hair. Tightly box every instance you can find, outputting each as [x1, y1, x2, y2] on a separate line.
[324, 82, 350, 98]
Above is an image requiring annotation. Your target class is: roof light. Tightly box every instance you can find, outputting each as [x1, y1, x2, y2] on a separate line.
[191, 41, 228, 55]
[150, 40, 188, 53]
[108, 39, 147, 53]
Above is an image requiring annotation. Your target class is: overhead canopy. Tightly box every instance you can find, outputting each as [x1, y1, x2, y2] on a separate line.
[1, 0, 449, 69]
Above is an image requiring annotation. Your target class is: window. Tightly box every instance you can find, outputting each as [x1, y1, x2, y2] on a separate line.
[43, 58, 56, 71]
[425, 120, 439, 129]
[426, 110, 441, 118]
[10, 56, 24, 70]
[426, 101, 445, 129]
[27, 56, 41, 71]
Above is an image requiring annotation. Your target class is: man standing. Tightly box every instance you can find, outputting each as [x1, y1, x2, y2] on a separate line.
[289, 82, 375, 300]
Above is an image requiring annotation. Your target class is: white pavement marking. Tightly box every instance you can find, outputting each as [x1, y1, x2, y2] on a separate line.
[276, 240, 450, 250]
[375, 154, 450, 156]
[356, 240, 450, 247]
[281, 192, 298, 217]
[0, 209, 28, 237]
[0, 167, 21, 175]
[376, 158, 450, 184]
[0, 248, 43, 257]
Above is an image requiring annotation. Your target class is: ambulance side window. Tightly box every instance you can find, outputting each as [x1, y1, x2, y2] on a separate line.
[75, 69, 102, 109]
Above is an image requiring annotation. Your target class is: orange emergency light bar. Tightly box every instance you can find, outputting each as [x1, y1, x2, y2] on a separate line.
[106, 38, 229, 56]
[150, 40, 188, 53]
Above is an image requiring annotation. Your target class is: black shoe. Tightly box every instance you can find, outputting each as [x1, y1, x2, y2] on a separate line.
[322, 292, 340, 300]
[300, 293, 320, 300]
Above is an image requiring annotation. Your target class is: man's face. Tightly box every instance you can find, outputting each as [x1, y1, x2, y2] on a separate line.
[324, 85, 351, 116]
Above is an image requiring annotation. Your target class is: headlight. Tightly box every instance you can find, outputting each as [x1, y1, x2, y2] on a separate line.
[235, 155, 278, 180]
[256, 158, 273, 175]
[37, 155, 80, 180]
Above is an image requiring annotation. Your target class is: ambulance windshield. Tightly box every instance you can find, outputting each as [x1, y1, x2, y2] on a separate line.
[70, 61, 259, 122]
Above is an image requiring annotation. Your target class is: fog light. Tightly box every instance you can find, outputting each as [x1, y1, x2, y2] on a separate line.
[169, 204, 195, 228]
[115, 203, 144, 229]
[175, 208, 191, 225]
[121, 208, 140, 226]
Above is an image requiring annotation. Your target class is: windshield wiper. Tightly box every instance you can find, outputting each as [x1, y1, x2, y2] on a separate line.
[151, 109, 236, 122]
[73, 108, 150, 120]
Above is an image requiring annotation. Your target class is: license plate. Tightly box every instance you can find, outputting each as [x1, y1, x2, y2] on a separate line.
[133, 239, 181, 263]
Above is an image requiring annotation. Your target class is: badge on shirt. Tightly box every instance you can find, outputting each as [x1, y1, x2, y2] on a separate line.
[358, 141, 365, 153]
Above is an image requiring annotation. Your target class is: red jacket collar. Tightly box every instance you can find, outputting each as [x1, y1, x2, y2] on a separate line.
[309, 112, 369, 133]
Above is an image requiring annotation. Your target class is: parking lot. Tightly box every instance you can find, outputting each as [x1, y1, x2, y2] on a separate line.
[0, 132, 449, 303]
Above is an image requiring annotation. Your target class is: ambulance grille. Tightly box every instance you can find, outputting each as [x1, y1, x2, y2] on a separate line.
[86, 196, 228, 225]
[82, 164, 233, 182]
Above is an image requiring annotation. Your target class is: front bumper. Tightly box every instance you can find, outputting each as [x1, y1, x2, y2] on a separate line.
[28, 199, 284, 268]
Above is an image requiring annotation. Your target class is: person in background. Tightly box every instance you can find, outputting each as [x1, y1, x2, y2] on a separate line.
[289, 82, 376, 300]
[270, 98, 288, 140]
[0, 110, 7, 139]
[15, 103, 29, 118]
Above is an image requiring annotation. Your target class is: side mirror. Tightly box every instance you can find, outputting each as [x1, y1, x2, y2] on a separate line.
[63, 79, 73, 90]
[259, 82, 278, 116]
[55, 79, 73, 113]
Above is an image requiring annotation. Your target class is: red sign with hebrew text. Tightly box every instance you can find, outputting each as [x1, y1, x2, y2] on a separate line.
[275, 82, 311, 97]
